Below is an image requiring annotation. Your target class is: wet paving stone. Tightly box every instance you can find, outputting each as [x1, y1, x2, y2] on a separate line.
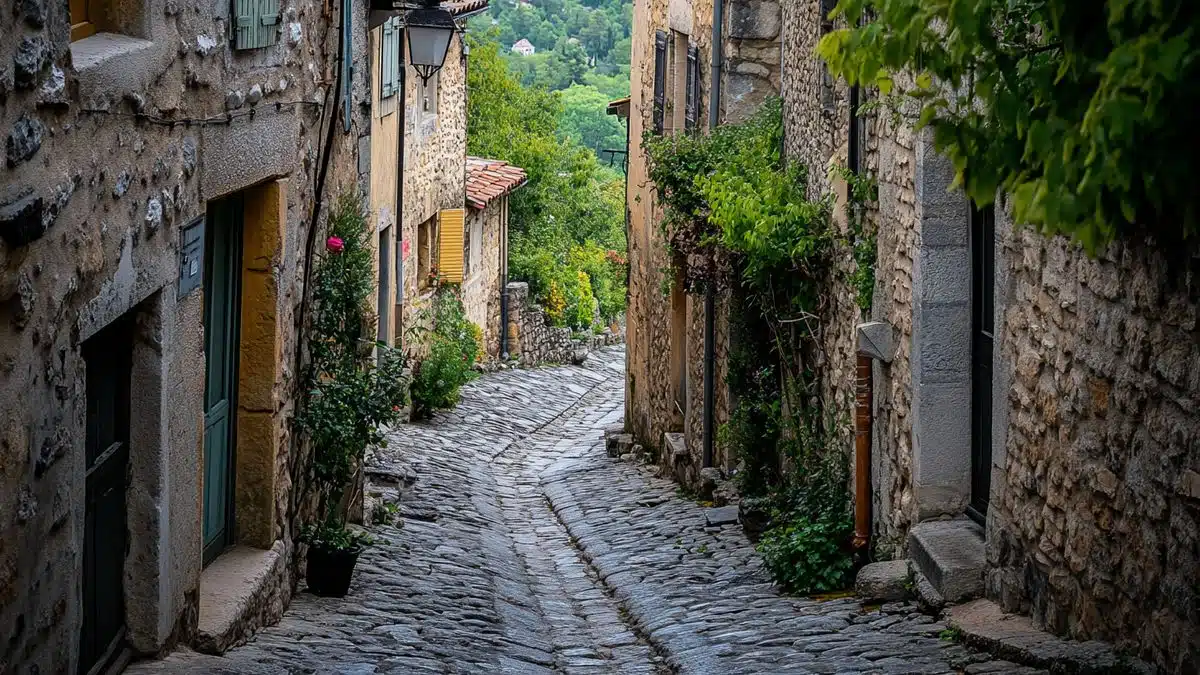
[128, 347, 1029, 675]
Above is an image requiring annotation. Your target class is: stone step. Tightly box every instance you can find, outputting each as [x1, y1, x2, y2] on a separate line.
[907, 518, 985, 604]
[946, 599, 1156, 674]
[195, 543, 285, 655]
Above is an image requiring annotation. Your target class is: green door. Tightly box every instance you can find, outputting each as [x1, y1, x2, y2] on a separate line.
[80, 317, 132, 674]
[203, 195, 243, 565]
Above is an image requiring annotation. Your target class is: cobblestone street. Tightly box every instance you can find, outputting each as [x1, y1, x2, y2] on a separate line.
[128, 347, 1043, 675]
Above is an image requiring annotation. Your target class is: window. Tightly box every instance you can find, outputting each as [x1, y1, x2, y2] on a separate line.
[234, 0, 281, 50]
[70, 0, 95, 41]
[420, 71, 439, 117]
[685, 45, 700, 131]
[378, 226, 392, 345]
[669, 31, 688, 133]
[417, 217, 436, 290]
[380, 18, 401, 106]
[652, 31, 668, 134]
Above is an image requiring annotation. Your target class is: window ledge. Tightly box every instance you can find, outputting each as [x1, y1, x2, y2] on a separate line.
[71, 32, 154, 72]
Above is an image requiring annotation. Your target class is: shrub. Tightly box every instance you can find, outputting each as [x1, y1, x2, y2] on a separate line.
[758, 510, 855, 595]
[298, 194, 409, 548]
[409, 290, 481, 416]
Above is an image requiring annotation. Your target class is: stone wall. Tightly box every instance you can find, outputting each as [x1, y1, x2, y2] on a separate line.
[0, 0, 363, 670]
[461, 198, 504, 359]
[505, 282, 623, 367]
[987, 229, 1200, 670]
[626, 0, 778, 490]
[398, 37, 468, 334]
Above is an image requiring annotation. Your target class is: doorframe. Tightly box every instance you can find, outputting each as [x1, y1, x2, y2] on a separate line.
[202, 194, 244, 566]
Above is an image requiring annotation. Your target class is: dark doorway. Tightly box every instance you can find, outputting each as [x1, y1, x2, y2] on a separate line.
[80, 316, 132, 674]
[378, 226, 392, 349]
[969, 203, 995, 523]
[202, 194, 244, 565]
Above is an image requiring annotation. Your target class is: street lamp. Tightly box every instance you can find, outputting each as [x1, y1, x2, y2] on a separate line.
[368, 1, 457, 83]
[405, 4, 456, 83]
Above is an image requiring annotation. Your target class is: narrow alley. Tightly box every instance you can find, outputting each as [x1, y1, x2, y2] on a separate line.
[126, 348, 1041, 675]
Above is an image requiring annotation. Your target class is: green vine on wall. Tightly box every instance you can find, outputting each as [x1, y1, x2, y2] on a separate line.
[838, 166, 879, 314]
[818, 0, 1200, 251]
[645, 99, 857, 594]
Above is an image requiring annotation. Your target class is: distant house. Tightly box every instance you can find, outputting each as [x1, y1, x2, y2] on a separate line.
[511, 38, 536, 56]
[461, 157, 527, 358]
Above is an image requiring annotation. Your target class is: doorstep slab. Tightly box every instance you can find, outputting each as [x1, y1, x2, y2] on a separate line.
[946, 599, 1156, 674]
[195, 542, 285, 654]
[907, 519, 985, 603]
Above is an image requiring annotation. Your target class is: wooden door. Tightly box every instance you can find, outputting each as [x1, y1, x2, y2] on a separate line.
[202, 195, 243, 565]
[80, 318, 132, 674]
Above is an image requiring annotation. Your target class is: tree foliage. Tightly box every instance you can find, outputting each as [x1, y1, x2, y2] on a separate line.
[466, 36, 627, 329]
[558, 83, 627, 154]
[819, 0, 1200, 251]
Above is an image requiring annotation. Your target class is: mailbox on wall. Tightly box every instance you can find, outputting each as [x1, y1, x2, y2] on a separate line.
[178, 217, 204, 298]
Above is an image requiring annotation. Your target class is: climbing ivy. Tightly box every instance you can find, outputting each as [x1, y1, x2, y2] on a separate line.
[819, 0, 1200, 251]
[645, 100, 855, 594]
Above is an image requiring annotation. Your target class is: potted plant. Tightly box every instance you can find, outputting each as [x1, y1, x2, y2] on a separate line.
[297, 194, 409, 597]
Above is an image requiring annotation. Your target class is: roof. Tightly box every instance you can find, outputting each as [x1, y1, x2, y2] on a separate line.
[443, 0, 489, 16]
[465, 156, 528, 210]
[606, 96, 630, 118]
[512, 38, 534, 48]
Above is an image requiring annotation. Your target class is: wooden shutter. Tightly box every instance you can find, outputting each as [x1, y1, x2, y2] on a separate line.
[685, 45, 699, 131]
[653, 31, 668, 135]
[234, 0, 258, 49]
[235, 0, 279, 49]
[381, 19, 396, 98]
[437, 208, 466, 283]
[259, 0, 280, 47]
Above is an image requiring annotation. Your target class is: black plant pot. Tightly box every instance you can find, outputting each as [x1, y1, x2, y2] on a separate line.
[305, 545, 362, 597]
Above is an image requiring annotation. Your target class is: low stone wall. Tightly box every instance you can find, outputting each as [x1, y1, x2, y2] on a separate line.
[504, 282, 623, 367]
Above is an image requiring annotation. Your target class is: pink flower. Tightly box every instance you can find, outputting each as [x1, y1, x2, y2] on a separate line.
[326, 236, 345, 253]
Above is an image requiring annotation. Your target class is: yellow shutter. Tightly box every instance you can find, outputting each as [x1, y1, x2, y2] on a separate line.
[437, 208, 465, 283]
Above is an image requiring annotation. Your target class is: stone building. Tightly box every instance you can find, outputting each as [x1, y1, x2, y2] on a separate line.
[462, 155, 525, 358]
[364, 0, 485, 354]
[0, 0, 372, 671]
[625, 0, 781, 487]
[780, 2, 1200, 670]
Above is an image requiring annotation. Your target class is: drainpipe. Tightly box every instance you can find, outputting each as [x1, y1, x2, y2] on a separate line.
[701, 0, 724, 469]
[853, 353, 872, 549]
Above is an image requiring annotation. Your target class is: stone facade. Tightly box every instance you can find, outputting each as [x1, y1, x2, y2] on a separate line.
[0, 0, 367, 672]
[505, 282, 623, 366]
[780, 2, 1200, 670]
[987, 229, 1200, 671]
[462, 199, 505, 358]
[625, 0, 779, 488]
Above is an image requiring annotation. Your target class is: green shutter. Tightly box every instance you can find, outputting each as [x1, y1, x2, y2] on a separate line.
[234, 0, 279, 49]
[234, 0, 257, 49]
[381, 20, 395, 98]
[259, 0, 280, 47]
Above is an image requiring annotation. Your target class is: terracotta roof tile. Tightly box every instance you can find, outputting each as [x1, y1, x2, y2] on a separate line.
[443, 0, 489, 16]
[465, 156, 528, 210]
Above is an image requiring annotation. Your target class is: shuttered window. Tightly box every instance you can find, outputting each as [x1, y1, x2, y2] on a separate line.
[653, 31, 668, 135]
[437, 208, 466, 284]
[234, 0, 281, 50]
[380, 17, 401, 100]
[685, 45, 699, 131]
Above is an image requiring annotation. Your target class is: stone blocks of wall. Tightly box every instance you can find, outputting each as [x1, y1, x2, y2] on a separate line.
[504, 282, 623, 367]
[988, 229, 1200, 671]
